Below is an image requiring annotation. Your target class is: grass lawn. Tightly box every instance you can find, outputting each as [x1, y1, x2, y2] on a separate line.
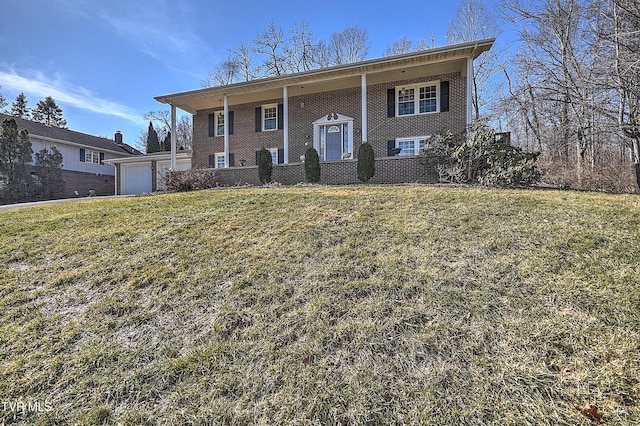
[1, 185, 639, 425]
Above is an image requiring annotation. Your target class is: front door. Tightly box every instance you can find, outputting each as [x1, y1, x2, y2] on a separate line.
[326, 125, 342, 161]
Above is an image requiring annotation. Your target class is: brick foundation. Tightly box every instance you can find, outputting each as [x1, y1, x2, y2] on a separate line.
[210, 156, 438, 186]
[59, 170, 115, 197]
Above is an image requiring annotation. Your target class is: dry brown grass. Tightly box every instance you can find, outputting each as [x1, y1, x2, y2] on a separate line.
[0, 186, 639, 425]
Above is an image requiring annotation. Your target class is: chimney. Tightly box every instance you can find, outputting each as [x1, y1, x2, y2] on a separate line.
[115, 130, 123, 145]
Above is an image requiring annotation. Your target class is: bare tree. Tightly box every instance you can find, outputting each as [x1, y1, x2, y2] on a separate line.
[253, 21, 287, 76]
[283, 21, 318, 72]
[385, 36, 414, 56]
[607, 0, 640, 187]
[230, 41, 260, 82]
[202, 59, 238, 87]
[447, 0, 501, 119]
[328, 25, 370, 65]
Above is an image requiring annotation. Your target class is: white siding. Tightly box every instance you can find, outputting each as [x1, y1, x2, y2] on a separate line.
[30, 139, 119, 176]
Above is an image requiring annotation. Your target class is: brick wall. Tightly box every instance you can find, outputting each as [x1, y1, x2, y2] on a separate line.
[55, 169, 114, 197]
[212, 156, 438, 186]
[192, 70, 467, 180]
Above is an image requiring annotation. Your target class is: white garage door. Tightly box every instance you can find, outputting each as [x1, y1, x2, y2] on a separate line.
[121, 163, 152, 195]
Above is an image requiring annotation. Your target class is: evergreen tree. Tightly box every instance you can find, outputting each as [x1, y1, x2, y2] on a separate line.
[145, 122, 160, 153]
[163, 131, 172, 151]
[258, 147, 273, 183]
[357, 142, 375, 182]
[32, 96, 67, 128]
[0, 118, 33, 200]
[35, 146, 64, 199]
[10, 93, 30, 119]
[304, 147, 320, 183]
[0, 86, 7, 112]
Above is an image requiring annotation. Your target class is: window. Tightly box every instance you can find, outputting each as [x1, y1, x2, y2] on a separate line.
[83, 149, 101, 164]
[216, 112, 225, 136]
[268, 148, 278, 164]
[263, 104, 277, 131]
[215, 153, 225, 168]
[396, 136, 432, 156]
[397, 82, 439, 116]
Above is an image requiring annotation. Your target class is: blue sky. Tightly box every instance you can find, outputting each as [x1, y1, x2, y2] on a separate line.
[0, 0, 500, 148]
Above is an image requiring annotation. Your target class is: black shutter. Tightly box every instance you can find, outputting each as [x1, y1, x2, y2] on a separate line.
[387, 88, 395, 118]
[277, 104, 284, 129]
[255, 150, 260, 165]
[209, 154, 215, 168]
[440, 81, 450, 112]
[99, 152, 104, 165]
[229, 111, 234, 135]
[387, 140, 396, 156]
[255, 107, 262, 132]
[80, 148, 85, 162]
[229, 153, 235, 167]
[277, 148, 284, 164]
[208, 113, 215, 137]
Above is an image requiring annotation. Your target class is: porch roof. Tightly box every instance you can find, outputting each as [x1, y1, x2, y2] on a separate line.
[155, 39, 495, 114]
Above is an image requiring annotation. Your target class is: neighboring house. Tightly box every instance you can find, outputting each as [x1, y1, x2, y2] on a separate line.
[0, 113, 142, 197]
[105, 151, 192, 195]
[154, 39, 494, 185]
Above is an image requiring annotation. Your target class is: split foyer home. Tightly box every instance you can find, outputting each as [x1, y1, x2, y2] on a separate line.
[155, 39, 494, 185]
[0, 113, 142, 197]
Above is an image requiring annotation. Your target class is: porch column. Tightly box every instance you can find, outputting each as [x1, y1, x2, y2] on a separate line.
[223, 95, 229, 168]
[466, 56, 473, 128]
[170, 104, 177, 170]
[283, 86, 289, 163]
[361, 74, 367, 143]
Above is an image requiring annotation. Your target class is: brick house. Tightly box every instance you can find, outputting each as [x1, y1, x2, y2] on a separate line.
[155, 39, 494, 185]
[0, 113, 142, 197]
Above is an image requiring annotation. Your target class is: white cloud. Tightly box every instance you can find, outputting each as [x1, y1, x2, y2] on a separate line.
[0, 66, 143, 124]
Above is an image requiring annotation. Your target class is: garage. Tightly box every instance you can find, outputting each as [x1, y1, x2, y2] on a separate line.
[121, 163, 152, 195]
[106, 152, 192, 196]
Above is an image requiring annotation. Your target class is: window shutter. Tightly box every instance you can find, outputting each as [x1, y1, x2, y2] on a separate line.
[255, 107, 262, 132]
[440, 81, 450, 112]
[209, 154, 215, 168]
[229, 153, 235, 167]
[208, 113, 215, 137]
[277, 148, 284, 164]
[229, 111, 234, 135]
[277, 104, 284, 130]
[99, 152, 104, 165]
[387, 88, 395, 118]
[387, 140, 396, 156]
[255, 150, 260, 165]
[80, 148, 85, 162]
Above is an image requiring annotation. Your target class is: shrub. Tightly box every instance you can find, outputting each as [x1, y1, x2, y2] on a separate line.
[258, 147, 273, 184]
[419, 119, 541, 187]
[164, 169, 217, 192]
[304, 147, 321, 183]
[357, 142, 375, 182]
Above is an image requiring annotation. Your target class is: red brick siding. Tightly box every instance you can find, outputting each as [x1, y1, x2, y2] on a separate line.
[192, 71, 465, 183]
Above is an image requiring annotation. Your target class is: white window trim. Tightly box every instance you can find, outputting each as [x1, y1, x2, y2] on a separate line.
[312, 114, 354, 161]
[267, 148, 278, 164]
[396, 81, 440, 117]
[262, 104, 278, 132]
[214, 152, 226, 168]
[395, 136, 432, 157]
[214, 111, 224, 137]
[85, 149, 101, 164]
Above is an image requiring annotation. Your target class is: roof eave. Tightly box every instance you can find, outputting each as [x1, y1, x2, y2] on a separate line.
[155, 38, 495, 114]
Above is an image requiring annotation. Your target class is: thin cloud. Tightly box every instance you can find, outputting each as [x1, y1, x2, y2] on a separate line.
[0, 66, 143, 124]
